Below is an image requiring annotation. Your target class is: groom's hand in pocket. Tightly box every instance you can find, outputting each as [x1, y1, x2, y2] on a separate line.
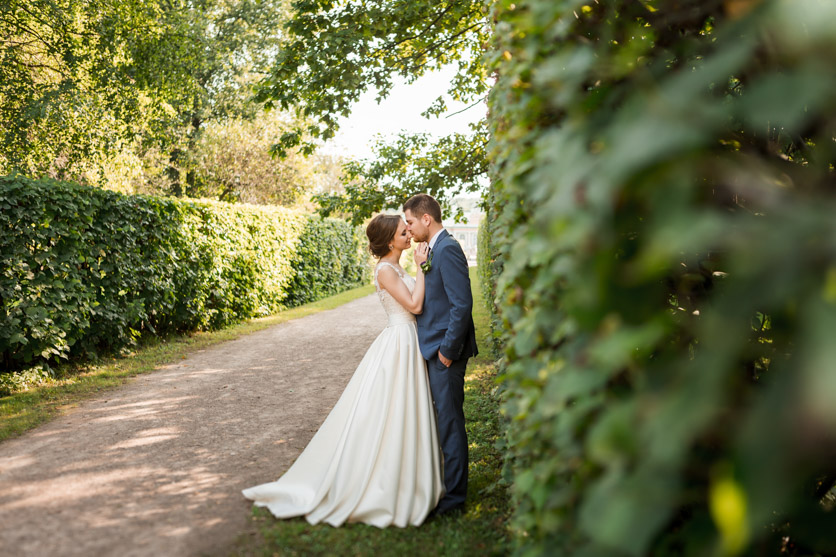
[438, 351, 452, 368]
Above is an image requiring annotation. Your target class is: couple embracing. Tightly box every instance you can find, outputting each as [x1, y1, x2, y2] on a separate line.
[242, 193, 478, 527]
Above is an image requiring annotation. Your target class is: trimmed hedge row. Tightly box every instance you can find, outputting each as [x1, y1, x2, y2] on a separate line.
[0, 175, 369, 373]
[284, 215, 371, 308]
[476, 207, 501, 359]
[487, 1, 836, 556]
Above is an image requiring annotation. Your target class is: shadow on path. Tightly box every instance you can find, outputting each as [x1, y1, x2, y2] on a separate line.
[0, 294, 385, 557]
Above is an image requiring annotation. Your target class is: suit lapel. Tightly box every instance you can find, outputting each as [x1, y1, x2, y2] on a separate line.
[432, 229, 450, 252]
[429, 229, 449, 275]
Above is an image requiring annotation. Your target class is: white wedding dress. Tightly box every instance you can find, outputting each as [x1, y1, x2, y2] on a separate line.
[242, 261, 444, 527]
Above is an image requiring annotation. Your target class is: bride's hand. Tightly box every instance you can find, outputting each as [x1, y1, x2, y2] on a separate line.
[413, 242, 429, 266]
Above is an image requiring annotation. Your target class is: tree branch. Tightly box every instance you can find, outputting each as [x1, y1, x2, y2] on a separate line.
[444, 96, 487, 119]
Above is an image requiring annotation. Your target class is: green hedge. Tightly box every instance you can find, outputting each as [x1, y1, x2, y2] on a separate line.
[487, 1, 836, 555]
[476, 207, 501, 359]
[285, 215, 371, 307]
[0, 175, 369, 373]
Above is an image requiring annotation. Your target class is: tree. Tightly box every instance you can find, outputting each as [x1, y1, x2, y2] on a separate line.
[315, 123, 489, 225]
[155, 0, 293, 197]
[0, 0, 293, 195]
[256, 0, 490, 219]
[187, 112, 317, 205]
[0, 0, 176, 182]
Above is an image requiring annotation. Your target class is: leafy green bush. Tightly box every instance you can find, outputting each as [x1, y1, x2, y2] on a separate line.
[0, 175, 369, 373]
[0, 364, 52, 395]
[486, 1, 836, 555]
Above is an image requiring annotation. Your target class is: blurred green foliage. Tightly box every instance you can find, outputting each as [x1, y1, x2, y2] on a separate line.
[485, 0, 836, 555]
[0, 175, 369, 374]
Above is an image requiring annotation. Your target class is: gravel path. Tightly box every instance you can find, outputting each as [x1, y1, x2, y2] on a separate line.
[0, 294, 386, 557]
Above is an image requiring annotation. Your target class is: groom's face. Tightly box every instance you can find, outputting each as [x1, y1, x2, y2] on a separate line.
[404, 209, 430, 243]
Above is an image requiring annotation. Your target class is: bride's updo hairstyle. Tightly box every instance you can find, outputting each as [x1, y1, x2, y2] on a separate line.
[366, 214, 402, 258]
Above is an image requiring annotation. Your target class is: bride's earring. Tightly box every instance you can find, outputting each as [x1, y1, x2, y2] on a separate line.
[389, 244, 393, 250]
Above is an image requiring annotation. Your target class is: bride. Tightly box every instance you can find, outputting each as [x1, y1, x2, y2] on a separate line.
[242, 214, 445, 527]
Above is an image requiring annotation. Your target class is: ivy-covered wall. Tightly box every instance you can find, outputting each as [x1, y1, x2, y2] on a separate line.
[486, 1, 836, 555]
[0, 175, 369, 372]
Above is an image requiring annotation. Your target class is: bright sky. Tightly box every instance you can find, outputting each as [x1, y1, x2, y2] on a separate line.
[322, 65, 486, 161]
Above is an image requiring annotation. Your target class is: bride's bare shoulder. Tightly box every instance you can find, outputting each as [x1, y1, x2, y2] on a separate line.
[376, 263, 399, 281]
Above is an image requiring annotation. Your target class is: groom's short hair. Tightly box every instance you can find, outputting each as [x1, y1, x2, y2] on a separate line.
[403, 194, 442, 224]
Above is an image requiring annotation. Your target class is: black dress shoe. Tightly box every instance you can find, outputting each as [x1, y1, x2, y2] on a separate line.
[434, 503, 465, 517]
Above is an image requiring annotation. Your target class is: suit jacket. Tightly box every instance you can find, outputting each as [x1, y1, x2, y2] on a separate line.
[416, 229, 478, 361]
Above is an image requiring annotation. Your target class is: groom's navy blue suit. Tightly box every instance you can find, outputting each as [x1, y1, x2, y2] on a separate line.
[416, 229, 477, 513]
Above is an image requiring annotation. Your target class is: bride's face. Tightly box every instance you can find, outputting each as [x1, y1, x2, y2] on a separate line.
[391, 220, 412, 252]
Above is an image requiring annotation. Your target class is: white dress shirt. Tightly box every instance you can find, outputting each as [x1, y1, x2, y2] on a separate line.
[428, 228, 446, 251]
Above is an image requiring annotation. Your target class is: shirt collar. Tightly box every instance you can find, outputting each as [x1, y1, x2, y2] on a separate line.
[428, 228, 446, 251]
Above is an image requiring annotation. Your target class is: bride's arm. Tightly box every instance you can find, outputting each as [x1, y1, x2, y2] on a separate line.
[411, 267, 425, 314]
[377, 266, 424, 314]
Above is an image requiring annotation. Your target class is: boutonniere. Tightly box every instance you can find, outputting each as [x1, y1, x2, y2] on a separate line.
[420, 249, 434, 273]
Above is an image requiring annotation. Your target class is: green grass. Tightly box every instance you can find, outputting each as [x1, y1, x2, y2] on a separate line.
[233, 267, 511, 556]
[0, 283, 376, 443]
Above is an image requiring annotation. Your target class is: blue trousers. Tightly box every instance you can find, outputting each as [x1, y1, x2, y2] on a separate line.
[426, 355, 468, 511]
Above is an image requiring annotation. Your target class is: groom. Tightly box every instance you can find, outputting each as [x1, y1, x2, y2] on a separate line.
[403, 193, 478, 516]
